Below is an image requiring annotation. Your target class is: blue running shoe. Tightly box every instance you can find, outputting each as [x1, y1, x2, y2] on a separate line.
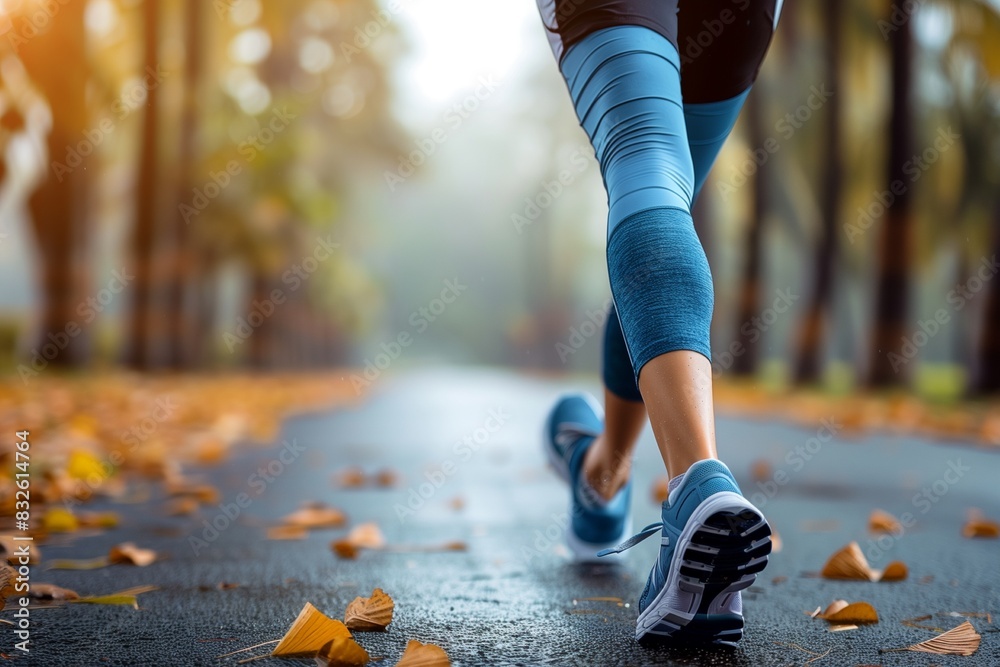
[599, 459, 771, 645]
[544, 394, 632, 562]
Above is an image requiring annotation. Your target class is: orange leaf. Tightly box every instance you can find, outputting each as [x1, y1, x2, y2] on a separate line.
[282, 502, 346, 529]
[108, 542, 157, 567]
[868, 509, 901, 534]
[962, 518, 999, 539]
[272, 602, 351, 657]
[818, 600, 879, 624]
[30, 583, 80, 601]
[346, 523, 385, 550]
[395, 639, 450, 667]
[331, 540, 358, 559]
[879, 561, 908, 582]
[650, 476, 669, 504]
[883, 621, 981, 656]
[316, 636, 370, 666]
[821, 542, 874, 581]
[344, 588, 394, 631]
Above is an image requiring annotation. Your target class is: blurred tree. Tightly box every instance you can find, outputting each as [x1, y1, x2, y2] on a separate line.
[124, 0, 161, 369]
[732, 88, 768, 376]
[793, 0, 843, 384]
[16, 0, 92, 366]
[165, 0, 205, 369]
[868, 0, 915, 387]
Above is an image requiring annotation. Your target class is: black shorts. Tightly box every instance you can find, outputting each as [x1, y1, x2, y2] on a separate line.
[537, 0, 782, 103]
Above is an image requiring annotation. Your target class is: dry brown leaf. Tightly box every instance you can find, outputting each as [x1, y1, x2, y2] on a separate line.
[771, 531, 783, 553]
[650, 476, 669, 504]
[346, 523, 385, 550]
[108, 542, 157, 567]
[374, 468, 400, 488]
[817, 600, 879, 625]
[868, 509, 901, 534]
[166, 497, 201, 517]
[0, 563, 15, 610]
[272, 602, 351, 657]
[282, 502, 347, 529]
[166, 481, 220, 505]
[268, 525, 308, 541]
[883, 620, 981, 656]
[30, 583, 80, 601]
[828, 624, 858, 632]
[395, 639, 450, 667]
[344, 588, 394, 631]
[316, 636, 370, 666]
[336, 467, 367, 489]
[962, 517, 1000, 539]
[880, 561, 908, 582]
[750, 459, 772, 482]
[331, 540, 358, 560]
[78, 511, 120, 529]
[821, 542, 874, 581]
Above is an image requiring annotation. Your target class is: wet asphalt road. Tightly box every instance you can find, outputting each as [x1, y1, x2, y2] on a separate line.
[5, 367, 1000, 666]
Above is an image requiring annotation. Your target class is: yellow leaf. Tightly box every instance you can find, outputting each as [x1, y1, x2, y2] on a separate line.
[67, 449, 106, 480]
[317, 636, 370, 666]
[42, 507, 79, 533]
[272, 602, 351, 657]
[48, 556, 110, 570]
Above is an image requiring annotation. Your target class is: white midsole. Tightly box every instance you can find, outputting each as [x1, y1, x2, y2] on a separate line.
[635, 491, 764, 638]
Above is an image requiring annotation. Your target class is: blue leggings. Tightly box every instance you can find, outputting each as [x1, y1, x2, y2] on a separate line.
[558, 25, 765, 401]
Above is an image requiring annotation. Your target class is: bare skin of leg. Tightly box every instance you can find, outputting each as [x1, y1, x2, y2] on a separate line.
[581, 350, 718, 502]
[581, 388, 646, 501]
[637, 350, 718, 477]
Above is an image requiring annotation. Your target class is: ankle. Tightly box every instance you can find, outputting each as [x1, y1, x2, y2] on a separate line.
[582, 435, 632, 501]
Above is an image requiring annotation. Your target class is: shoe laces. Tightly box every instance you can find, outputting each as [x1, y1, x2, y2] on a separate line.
[597, 521, 664, 557]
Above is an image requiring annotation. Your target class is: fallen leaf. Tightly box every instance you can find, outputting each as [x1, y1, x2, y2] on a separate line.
[282, 502, 347, 529]
[217, 582, 240, 590]
[42, 507, 80, 533]
[331, 540, 358, 560]
[316, 636, 370, 666]
[29, 583, 80, 601]
[447, 496, 465, 511]
[47, 556, 111, 570]
[868, 509, 901, 534]
[72, 594, 140, 608]
[750, 459, 772, 482]
[816, 600, 879, 624]
[268, 525, 308, 541]
[78, 511, 120, 529]
[829, 625, 858, 632]
[882, 621, 981, 656]
[771, 531, 783, 553]
[0, 537, 40, 564]
[880, 561, 908, 581]
[336, 467, 367, 489]
[166, 481, 220, 505]
[374, 468, 400, 488]
[166, 497, 200, 517]
[0, 563, 15, 610]
[821, 542, 873, 581]
[650, 476, 669, 504]
[272, 602, 351, 657]
[344, 588, 394, 631]
[346, 523, 385, 550]
[66, 450, 105, 481]
[962, 517, 999, 539]
[109, 542, 157, 567]
[395, 639, 450, 667]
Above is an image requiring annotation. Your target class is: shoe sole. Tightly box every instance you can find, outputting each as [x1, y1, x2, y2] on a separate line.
[635, 491, 771, 645]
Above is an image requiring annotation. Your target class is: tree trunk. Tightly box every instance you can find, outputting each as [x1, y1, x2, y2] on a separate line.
[793, 0, 843, 384]
[868, 0, 915, 387]
[732, 89, 767, 376]
[17, 1, 91, 367]
[974, 198, 1000, 394]
[125, 0, 162, 370]
[165, 0, 203, 369]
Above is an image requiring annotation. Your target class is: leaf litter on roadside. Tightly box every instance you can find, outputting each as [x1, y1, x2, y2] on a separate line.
[271, 602, 352, 657]
[315, 636, 369, 666]
[820, 541, 907, 582]
[344, 588, 394, 631]
[395, 639, 450, 667]
[867, 509, 901, 534]
[962, 508, 999, 538]
[281, 502, 347, 530]
[881, 620, 982, 656]
[108, 542, 158, 566]
[809, 599, 879, 625]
